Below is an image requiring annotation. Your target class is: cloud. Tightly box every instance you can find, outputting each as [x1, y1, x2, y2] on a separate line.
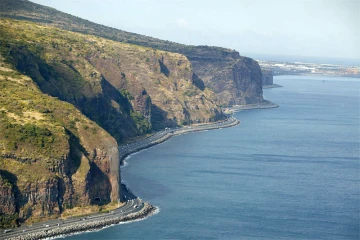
[176, 18, 189, 28]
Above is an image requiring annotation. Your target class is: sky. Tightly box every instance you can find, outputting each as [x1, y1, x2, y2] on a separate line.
[30, 0, 359, 62]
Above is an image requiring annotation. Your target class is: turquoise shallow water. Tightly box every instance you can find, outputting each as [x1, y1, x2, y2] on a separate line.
[66, 76, 360, 240]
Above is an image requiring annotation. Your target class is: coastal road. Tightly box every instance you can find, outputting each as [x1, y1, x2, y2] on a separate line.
[0, 198, 143, 240]
[119, 116, 239, 162]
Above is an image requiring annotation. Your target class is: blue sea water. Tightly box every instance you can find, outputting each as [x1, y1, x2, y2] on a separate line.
[67, 76, 360, 240]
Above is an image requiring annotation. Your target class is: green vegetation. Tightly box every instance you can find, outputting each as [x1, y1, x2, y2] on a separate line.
[2, 120, 54, 150]
[130, 110, 151, 134]
[0, 213, 17, 229]
[120, 89, 134, 101]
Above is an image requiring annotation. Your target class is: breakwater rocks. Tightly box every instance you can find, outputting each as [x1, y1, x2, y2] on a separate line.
[6, 203, 156, 240]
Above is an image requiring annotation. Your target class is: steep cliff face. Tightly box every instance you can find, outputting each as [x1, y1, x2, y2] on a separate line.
[262, 69, 274, 86]
[0, 175, 16, 215]
[190, 51, 264, 106]
[0, 174, 17, 228]
[0, 63, 120, 226]
[87, 44, 222, 128]
[0, 0, 265, 107]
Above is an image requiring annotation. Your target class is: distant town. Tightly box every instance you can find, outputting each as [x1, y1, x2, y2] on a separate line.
[258, 60, 360, 78]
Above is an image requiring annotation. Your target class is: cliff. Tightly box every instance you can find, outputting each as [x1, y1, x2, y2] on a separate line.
[261, 69, 274, 86]
[0, 0, 265, 107]
[0, 61, 120, 227]
[190, 50, 264, 105]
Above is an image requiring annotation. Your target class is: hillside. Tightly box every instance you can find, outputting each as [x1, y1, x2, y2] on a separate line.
[0, 0, 265, 106]
[0, 19, 222, 143]
[0, 59, 120, 227]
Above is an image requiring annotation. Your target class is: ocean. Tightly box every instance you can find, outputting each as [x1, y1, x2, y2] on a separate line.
[66, 75, 360, 240]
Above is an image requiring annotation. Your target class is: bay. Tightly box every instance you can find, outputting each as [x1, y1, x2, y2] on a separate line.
[66, 75, 360, 240]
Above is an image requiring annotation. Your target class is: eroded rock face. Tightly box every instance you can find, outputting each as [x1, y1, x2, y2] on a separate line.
[0, 173, 18, 228]
[18, 179, 61, 219]
[86, 41, 223, 129]
[262, 69, 274, 86]
[0, 176, 16, 215]
[190, 53, 264, 106]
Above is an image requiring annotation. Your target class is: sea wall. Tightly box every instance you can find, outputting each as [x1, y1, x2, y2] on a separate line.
[6, 203, 156, 240]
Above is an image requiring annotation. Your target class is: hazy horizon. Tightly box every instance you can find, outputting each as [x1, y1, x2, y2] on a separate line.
[29, 0, 359, 63]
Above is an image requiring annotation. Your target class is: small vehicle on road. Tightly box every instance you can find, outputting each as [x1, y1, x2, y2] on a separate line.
[4, 229, 13, 233]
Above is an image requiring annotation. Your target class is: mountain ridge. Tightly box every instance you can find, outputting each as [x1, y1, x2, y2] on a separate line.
[0, 0, 265, 106]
